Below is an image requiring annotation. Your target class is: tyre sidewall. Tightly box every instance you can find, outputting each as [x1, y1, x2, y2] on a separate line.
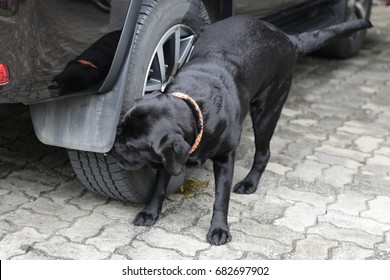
[124, 0, 210, 108]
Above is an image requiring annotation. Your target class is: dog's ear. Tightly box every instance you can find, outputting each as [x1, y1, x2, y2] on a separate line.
[156, 134, 190, 176]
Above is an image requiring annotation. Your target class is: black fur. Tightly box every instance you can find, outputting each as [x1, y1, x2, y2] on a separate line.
[115, 16, 372, 245]
[49, 30, 121, 95]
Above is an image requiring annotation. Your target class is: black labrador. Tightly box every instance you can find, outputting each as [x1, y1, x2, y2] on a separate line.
[49, 30, 121, 95]
[115, 16, 372, 245]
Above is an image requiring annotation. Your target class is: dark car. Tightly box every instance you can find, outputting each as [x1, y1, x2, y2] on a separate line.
[0, 0, 372, 203]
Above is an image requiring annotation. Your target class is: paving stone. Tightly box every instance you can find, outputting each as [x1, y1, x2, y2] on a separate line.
[22, 197, 89, 222]
[0, 227, 47, 259]
[375, 146, 390, 157]
[278, 178, 338, 196]
[323, 132, 360, 149]
[338, 120, 389, 136]
[366, 155, 390, 167]
[288, 234, 337, 260]
[242, 201, 291, 224]
[307, 152, 362, 170]
[58, 213, 114, 242]
[265, 162, 293, 175]
[281, 108, 301, 118]
[118, 240, 190, 260]
[274, 202, 324, 232]
[361, 196, 390, 224]
[328, 190, 373, 216]
[43, 180, 85, 202]
[230, 219, 303, 245]
[323, 165, 356, 189]
[3, 209, 69, 235]
[243, 252, 267, 260]
[290, 118, 319, 127]
[34, 236, 110, 260]
[268, 186, 333, 208]
[375, 231, 390, 252]
[308, 223, 382, 249]
[228, 231, 292, 259]
[0, 220, 17, 238]
[138, 228, 210, 257]
[230, 190, 265, 206]
[285, 141, 318, 160]
[0, 178, 55, 198]
[302, 133, 327, 142]
[69, 191, 109, 211]
[0, 161, 20, 179]
[315, 145, 369, 162]
[354, 136, 383, 153]
[319, 210, 390, 236]
[0, 148, 38, 166]
[8, 169, 68, 186]
[110, 254, 129, 260]
[94, 200, 144, 221]
[287, 160, 329, 182]
[26, 150, 69, 170]
[331, 243, 374, 260]
[160, 200, 211, 234]
[198, 245, 245, 260]
[86, 221, 143, 252]
[11, 250, 58, 260]
[0, 191, 32, 214]
[0, 189, 9, 196]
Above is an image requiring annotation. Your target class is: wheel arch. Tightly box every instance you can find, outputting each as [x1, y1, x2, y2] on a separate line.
[201, 0, 233, 22]
[30, 0, 215, 153]
[29, 0, 143, 153]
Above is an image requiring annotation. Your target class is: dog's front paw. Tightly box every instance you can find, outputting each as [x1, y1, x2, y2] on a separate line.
[207, 228, 232, 246]
[133, 211, 159, 226]
[233, 181, 257, 194]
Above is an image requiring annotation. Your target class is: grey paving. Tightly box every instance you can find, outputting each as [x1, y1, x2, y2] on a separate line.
[1, 6, 390, 260]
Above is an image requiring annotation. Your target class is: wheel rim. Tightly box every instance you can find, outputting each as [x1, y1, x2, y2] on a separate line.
[143, 24, 196, 95]
[347, 0, 370, 39]
[347, 0, 369, 20]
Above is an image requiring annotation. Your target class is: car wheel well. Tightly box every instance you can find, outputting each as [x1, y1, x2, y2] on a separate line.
[201, 0, 233, 22]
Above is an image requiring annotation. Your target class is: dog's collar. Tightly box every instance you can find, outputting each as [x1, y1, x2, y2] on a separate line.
[77, 59, 98, 69]
[171, 92, 204, 154]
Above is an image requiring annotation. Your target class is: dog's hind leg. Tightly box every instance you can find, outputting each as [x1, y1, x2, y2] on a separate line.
[234, 77, 292, 194]
[133, 170, 171, 226]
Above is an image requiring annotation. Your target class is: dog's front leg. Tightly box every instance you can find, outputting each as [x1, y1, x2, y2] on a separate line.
[208, 151, 236, 246]
[133, 170, 171, 226]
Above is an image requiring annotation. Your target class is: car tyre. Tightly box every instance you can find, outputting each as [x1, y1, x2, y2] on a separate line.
[68, 0, 210, 204]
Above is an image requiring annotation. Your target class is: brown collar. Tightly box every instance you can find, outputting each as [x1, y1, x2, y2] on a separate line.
[171, 92, 204, 154]
[77, 59, 98, 69]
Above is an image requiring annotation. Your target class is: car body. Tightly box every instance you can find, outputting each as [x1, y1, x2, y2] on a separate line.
[0, 0, 371, 105]
[0, 0, 372, 203]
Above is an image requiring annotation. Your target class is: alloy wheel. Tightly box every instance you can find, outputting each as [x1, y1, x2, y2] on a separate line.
[143, 24, 195, 94]
[347, 0, 369, 20]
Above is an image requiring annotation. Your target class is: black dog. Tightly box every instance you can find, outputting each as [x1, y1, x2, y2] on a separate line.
[115, 16, 372, 245]
[49, 30, 121, 95]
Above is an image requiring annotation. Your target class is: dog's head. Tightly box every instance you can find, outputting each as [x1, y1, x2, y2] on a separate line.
[114, 93, 190, 176]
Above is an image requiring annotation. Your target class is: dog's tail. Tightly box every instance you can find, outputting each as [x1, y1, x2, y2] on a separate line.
[288, 19, 373, 56]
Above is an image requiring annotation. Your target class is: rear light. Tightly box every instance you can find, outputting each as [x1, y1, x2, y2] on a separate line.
[0, 64, 10, 85]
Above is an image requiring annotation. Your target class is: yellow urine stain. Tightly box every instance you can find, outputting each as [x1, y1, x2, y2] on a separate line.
[176, 179, 208, 197]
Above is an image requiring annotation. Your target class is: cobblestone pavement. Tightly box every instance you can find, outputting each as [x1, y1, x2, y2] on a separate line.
[1, 6, 390, 260]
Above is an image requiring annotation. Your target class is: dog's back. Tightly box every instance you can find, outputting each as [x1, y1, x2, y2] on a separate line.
[188, 16, 297, 98]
